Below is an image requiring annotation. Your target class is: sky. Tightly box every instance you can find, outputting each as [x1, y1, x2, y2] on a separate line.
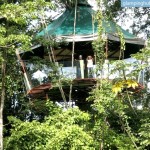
[88, 0, 147, 39]
[88, 0, 132, 29]
[88, 0, 97, 10]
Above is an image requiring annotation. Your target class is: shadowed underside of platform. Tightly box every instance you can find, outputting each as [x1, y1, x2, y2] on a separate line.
[26, 78, 144, 100]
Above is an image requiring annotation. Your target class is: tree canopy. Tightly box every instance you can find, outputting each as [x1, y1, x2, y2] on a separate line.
[0, 0, 150, 150]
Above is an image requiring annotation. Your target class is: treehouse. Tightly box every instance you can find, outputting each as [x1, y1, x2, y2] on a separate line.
[16, 1, 146, 102]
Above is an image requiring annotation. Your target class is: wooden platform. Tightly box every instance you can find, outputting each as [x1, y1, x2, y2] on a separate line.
[26, 78, 97, 99]
[27, 83, 52, 98]
[26, 78, 145, 100]
[73, 78, 97, 86]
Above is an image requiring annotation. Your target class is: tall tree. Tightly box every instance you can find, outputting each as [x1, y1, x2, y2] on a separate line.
[0, 1, 54, 149]
[2, 0, 150, 149]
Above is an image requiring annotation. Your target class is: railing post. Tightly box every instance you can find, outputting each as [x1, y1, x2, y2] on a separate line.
[15, 49, 32, 91]
[79, 59, 84, 79]
[103, 59, 109, 79]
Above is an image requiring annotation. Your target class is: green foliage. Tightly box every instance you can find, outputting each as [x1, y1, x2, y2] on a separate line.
[132, 40, 150, 61]
[92, 7, 106, 73]
[0, 0, 54, 51]
[89, 0, 150, 149]
[4, 107, 95, 150]
[88, 80, 115, 114]
[2, 1, 150, 150]
[0, 2, 55, 150]
[87, 79, 140, 149]
[87, 39, 150, 149]
[138, 119, 150, 148]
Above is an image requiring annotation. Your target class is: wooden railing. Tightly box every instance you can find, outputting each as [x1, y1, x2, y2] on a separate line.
[21, 58, 147, 91]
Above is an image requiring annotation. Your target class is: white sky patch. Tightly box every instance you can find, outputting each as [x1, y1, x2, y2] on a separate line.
[88, 0, 97, 10]
[88, 1, 147, 39]
[88, 0, 133, 31]
[117, 9, 134, 32]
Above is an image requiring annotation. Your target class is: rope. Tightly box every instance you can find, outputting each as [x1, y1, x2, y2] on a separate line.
[69, 0, 78, 103]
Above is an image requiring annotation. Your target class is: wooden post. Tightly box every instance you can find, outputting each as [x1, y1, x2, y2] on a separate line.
[79, 60, 84, 79]
[15, 49, 32, 90]
[0, 48, 7, 150]
[0, 59, 6, 150]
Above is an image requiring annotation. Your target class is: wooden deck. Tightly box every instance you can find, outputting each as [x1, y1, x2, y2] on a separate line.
[27, 83, 52, 98]
[26, 78, 97, 98]
[26, 78, 144, 100]
[73, 78, 97, 86]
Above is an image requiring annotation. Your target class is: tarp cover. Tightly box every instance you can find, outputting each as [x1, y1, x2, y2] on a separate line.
[37, 5, 145, 45]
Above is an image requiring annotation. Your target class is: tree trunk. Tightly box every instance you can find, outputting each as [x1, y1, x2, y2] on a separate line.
[0, 50, 6, 150]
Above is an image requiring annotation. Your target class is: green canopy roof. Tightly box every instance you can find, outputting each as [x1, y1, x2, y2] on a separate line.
[37, 5, 145, 45]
